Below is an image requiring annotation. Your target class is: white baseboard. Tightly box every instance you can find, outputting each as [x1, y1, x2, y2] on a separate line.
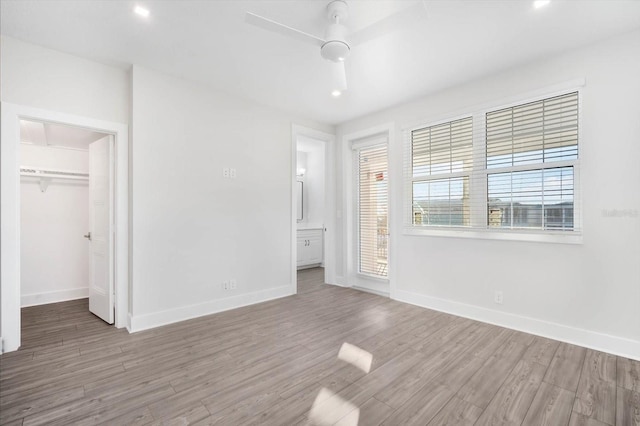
[334, 275, 347, 287]
[127, 313, 133, 333]
[352, 285, 389, 298]
[394, 289, 640, 361]
[297, 263, 322, 270]
[129, 285, 293, 333]
[21, 287, 89, 307]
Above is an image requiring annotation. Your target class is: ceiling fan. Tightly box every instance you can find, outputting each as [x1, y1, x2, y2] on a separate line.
[245, 0, 427, 96]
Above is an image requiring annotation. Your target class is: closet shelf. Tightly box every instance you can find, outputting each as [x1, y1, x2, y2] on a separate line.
[20, 166, 89, 192]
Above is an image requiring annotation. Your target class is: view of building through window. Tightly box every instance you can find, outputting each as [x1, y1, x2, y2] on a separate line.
[411, 117, 473, 227]
[409, 91, 578, 232]
[485, 92, 578, 230]
[488, 167, 574, 230]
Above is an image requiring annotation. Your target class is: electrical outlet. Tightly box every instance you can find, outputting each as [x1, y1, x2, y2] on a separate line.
[223, 168, 230, 178]
[230, 279, 237, 290]
[494, 290, 503, 304]
[230, 168, 236, 179]
[223, 280, 229, 290]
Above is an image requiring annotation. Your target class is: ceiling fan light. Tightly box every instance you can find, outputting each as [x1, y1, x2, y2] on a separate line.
[321, 40, 350, 62]
[331, 90, 342, 97]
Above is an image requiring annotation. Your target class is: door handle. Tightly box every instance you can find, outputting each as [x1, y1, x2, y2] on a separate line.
[84, 232, 91, 241]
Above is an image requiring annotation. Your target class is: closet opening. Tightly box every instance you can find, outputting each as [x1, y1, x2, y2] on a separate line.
[20, 119, 116, 324]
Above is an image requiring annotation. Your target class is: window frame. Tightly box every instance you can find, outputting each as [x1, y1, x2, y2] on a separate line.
[403, 86, 583, 244]
[408, 114, 474, 228]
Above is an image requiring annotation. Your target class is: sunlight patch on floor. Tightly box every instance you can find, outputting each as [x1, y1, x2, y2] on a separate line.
[338, 342, 373, 374]
[308, 387, 360, 426]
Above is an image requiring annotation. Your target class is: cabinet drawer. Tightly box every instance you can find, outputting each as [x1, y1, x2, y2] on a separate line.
[297, 229, 322, 239]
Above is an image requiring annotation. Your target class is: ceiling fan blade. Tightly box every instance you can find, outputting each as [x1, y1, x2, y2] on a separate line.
[245, 12, 325, 47]
[349, 1, 428, 47]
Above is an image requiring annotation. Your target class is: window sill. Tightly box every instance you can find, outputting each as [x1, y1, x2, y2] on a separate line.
[403, 226, 583, 245]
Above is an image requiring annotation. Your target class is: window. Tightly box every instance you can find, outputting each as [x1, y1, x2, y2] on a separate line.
[406, 91, 580, 238]
[486, 92, 578, 231]
[410, 117, 473, 227]
[357, 143, 388, 277]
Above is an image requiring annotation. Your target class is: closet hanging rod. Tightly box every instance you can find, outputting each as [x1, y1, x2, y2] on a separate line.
[20, 167, 89, 180]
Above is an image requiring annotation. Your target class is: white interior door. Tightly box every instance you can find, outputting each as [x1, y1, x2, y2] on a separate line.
[88, 135, 114, 323]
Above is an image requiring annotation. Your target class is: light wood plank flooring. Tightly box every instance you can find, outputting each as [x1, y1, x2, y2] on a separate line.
[1, 268, 638, 425]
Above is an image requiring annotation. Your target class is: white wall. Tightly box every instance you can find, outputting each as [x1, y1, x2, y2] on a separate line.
[1, 35, 333, 346]
[297, 137, 325, 229]
[20, 144, 89, 306]
[336, 29, 640, 358]
[0, 36, 130, 123]
[1, 36, 130, 350]
[129, 65, 332, 330]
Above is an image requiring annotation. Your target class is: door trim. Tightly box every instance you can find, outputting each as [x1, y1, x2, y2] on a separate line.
[1, 102, 129, 352]
[291, 125, 336, 294]
[342, 122, 396, 298]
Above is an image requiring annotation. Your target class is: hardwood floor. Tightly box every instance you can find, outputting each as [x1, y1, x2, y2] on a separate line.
[1, 267, 638, 425]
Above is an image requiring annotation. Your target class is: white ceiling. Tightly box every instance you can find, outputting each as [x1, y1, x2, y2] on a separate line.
[20, 120, 107, 149]
[2, 0, 640, 125]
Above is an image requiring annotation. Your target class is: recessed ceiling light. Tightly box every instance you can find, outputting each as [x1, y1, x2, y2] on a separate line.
[134, 5, 150, 18]
[533, 0, 550, 9]
[331, 90, 342, 97]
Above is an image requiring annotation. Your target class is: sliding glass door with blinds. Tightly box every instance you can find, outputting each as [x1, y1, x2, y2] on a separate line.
[355, 142, 388, 279]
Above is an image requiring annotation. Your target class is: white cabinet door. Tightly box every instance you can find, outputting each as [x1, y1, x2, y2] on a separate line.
[297, 236, 308, 267]
[306, 233, 323, 264]
[297, 229, 323, 268]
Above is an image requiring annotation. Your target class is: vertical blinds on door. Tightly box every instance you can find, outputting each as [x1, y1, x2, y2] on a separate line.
[358, 144, 388, 277]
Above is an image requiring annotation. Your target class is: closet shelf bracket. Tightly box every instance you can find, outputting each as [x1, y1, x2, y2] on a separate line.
[39, 177, 52, 193]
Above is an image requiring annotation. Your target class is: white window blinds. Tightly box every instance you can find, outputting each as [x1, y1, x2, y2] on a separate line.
[486, 92, 579, 168]
[486, 92, 578, 231]
[405, 90, 580, 236]
[357, 144, 388, 277]
[410, 117, 473, 227]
